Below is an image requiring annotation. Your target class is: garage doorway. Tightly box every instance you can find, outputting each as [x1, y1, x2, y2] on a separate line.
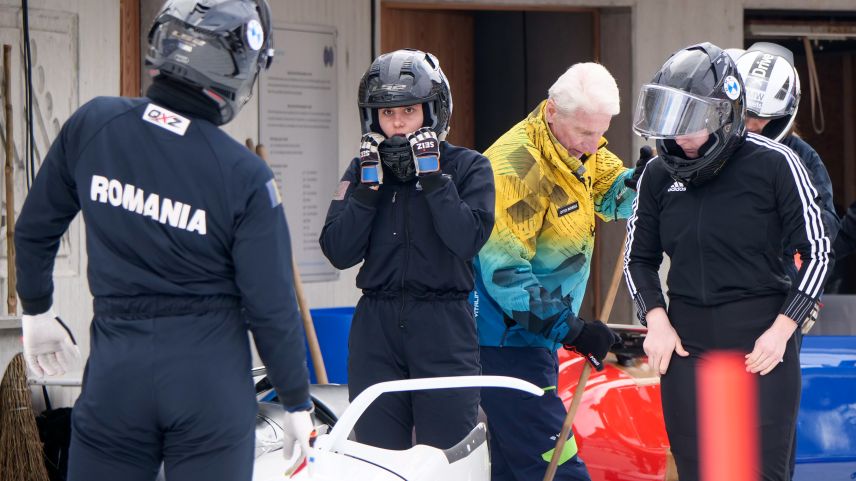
[380, 2, 634, 322]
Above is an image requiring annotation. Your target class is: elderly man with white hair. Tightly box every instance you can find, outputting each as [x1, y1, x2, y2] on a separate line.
[472, 62, 650, 481]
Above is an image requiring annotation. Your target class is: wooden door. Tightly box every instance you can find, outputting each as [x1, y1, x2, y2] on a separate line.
[380, 6, 475, 148]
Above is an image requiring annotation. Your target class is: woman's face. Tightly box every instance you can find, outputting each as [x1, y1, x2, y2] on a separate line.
[745, 116, 771, 134]
[674, 130, 711, 159]
[378, 104, 424, 137]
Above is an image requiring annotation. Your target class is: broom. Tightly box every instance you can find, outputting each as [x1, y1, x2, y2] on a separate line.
[0, 353, 50, 481]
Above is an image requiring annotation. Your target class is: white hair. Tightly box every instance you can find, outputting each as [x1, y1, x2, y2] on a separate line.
[548, 62, 620, 116]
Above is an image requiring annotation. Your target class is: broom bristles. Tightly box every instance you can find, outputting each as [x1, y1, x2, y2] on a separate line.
[0, 353, 50, 481]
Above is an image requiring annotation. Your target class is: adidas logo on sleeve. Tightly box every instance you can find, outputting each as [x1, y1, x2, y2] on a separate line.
[667, 181, 686, 192]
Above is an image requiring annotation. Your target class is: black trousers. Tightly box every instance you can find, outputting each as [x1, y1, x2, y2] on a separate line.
[663, 295, 800, 481]
[347, 294, 480, 450]
[68, 297, 256, 481]
[480, 347, 591, 481]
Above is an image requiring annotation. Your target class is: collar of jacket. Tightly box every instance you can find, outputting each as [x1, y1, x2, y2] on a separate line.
[525, 100, 608, 177]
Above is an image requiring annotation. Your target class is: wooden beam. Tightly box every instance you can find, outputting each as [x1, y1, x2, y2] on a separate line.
[120, 0, 141, 97]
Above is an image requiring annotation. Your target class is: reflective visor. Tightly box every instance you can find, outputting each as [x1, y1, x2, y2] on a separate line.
[743, 75, 796, 118]
[633, 84, 732, 138]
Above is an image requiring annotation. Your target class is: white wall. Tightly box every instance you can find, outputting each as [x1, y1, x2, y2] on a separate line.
[50, 0, 119, 360]
[223, 0, 372, 310]
[0, 0, 118, 407]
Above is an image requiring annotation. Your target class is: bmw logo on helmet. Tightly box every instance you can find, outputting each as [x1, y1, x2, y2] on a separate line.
[723, 75, 741, 100]
[246, 19, 265, 51]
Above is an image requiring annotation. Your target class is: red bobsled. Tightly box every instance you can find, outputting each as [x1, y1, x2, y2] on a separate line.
[557, 326, 673, 481]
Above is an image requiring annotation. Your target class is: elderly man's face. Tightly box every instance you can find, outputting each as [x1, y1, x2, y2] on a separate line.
[545, 99, 613, 159]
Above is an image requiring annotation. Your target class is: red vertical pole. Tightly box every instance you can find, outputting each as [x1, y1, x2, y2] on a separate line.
[698, 352, 760, 481]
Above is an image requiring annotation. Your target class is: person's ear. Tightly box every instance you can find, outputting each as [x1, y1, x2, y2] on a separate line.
[545, 99, 557, 123]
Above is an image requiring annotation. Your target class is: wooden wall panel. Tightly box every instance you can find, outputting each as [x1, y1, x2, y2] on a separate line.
[381, 7, 475, 148]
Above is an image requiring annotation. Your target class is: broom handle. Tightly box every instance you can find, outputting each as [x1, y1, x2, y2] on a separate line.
[250, 141, 328, 384]
[542, 362, 591, 481]
[4, 45, 16, 315]
[290, 253, 328, 384]
[543, 239, 627, 481]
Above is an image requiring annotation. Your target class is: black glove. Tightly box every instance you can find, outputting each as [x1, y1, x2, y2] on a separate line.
[407, 127, 441, 176]
[563, 320, 620, 371]
[359, 132, 386, 185]
[623, 146, 655, 190]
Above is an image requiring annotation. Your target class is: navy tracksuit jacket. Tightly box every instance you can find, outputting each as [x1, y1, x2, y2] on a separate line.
[14, 96, 309, 481]
[836, 201, 856, 260]
[319, 142, 494, 450]
[780, 134, 839, 281]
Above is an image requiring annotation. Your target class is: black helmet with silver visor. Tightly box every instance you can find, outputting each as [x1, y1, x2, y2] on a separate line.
[632, 42, 746, 187]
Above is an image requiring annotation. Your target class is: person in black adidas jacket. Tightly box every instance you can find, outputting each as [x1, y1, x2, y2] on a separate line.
[731, 42, 839, 479]
[625, 43, 832, 481]
[319, 49, 494, 450]
[14, 2, 314, 480]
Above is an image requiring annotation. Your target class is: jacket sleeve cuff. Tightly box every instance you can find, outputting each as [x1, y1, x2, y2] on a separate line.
[279, 386, 312, 412]
[633, 290, 667, 326]
[559, 312, 585, 345]
[781, 291, 815, 327]
[418, 172, 450, 193]
[20, 295, 53, 316]
[351, 184, 382, 207]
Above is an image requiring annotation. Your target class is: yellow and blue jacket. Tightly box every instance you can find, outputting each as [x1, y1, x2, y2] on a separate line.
[474, 101, 635, 351]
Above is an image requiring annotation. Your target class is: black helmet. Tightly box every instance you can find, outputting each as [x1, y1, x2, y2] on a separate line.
[633, 42, 746, 186]
[146, 0, 274, 125]
[735, 42, 801, 142]
[358, 49, 453, 140]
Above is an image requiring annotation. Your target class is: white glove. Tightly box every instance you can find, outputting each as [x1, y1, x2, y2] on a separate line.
[22, 308, 81, 377]
[282, 408, 315, 476]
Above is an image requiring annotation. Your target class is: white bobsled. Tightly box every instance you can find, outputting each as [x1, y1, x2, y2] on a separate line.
[252, 375, 543, 481]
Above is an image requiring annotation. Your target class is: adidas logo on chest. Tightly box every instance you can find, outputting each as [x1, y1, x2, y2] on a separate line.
[667, 181, 686, 192]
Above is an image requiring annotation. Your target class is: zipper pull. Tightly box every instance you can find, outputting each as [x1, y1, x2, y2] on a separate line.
[392, 191, 397, 203]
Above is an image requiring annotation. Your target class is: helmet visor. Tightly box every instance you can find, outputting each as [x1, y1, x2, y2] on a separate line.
[743, 75, 797, 118]
[633, 84, 732, 139]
